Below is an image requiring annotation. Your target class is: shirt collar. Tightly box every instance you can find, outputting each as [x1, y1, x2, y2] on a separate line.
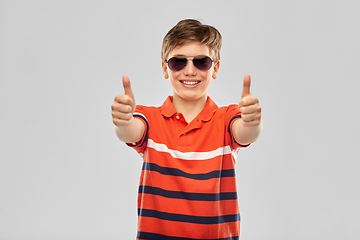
[160, 96, 177, 118]
[160, 96, 219, 121]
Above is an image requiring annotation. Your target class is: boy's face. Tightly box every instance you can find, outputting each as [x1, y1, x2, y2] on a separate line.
[162, 41, 220, 102]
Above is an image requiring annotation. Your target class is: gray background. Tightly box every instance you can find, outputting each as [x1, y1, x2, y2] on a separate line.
[1, 0, 359, 239]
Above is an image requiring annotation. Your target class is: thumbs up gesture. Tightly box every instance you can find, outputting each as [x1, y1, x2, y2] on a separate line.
[238, 74, 262, 127]
[111, 74, 136, 127]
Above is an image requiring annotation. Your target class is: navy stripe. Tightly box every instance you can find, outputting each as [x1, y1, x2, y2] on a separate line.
[133, 114, 149, 147]
[227, 115, 242, 136]
[227, 115, 250, 147]
[139, 185, 237, 201]
[142, 162, 235, 180]
[137, 232, 239, 240]
[138, 208, 240, 224]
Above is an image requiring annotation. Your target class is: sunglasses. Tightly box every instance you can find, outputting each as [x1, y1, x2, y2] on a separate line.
[166, 56, 214, 72]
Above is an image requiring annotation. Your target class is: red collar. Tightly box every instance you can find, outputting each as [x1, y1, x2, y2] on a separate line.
[160, 96, 218, 122]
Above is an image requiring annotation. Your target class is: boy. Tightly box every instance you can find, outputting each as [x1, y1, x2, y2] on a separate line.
[111, 19, 262, 240]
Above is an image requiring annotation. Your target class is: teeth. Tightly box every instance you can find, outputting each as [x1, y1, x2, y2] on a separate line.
[182, 81, 200, 85]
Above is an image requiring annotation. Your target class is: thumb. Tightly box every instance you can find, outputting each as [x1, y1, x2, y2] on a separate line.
[241, 74, 251, 99]
[122, 74, 134, 99]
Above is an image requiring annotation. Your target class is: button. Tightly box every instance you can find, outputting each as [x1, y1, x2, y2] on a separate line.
[183, 133, 187, 136]
[176, 115, 180, 120]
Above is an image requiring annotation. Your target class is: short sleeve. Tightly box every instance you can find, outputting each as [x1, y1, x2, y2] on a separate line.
[226, 104, 250, 150]
[125, 105, 149, 155]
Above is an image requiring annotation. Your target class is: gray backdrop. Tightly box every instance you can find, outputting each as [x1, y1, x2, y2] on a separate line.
[1, 0, 359, 239]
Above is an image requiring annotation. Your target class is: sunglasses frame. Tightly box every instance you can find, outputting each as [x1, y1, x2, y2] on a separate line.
[166, 55, 214, 72]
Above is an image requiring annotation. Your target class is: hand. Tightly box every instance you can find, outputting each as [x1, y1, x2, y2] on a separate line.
[111, 74, 136, 127]
[238, 74, 262, 127]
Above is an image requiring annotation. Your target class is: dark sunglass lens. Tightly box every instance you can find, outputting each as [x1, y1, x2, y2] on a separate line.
[193, 56, 213, 71]
[168, 57, 187, 71]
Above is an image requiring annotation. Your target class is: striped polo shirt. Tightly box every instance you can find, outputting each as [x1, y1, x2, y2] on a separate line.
[127, 96, 248, 240]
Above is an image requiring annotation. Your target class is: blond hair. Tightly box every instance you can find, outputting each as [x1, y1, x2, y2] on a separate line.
[161, 19, 222, 62]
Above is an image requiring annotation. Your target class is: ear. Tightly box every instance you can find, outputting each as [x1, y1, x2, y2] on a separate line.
[212, 60, 220, 79]
[162, 60, 169, 79]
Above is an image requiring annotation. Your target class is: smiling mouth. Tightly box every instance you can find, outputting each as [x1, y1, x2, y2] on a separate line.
[180, 80, 201, 85]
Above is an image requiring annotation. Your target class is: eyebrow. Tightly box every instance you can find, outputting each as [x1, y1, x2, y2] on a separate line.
[171, 54, 209, 58]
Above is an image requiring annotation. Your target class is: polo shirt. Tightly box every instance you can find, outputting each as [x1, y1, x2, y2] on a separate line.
[127, 96, 248, 240]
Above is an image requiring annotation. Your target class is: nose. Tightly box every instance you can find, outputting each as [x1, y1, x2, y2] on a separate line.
[183, 59, 197, 76]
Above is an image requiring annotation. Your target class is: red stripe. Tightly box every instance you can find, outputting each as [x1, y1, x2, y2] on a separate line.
[137, 217, 240, 239]
[144, 149, 236, 174]
[138, 194, 239, 216]
[140, 170, 238, 193]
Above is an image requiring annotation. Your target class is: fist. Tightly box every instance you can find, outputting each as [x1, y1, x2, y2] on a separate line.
[239, 74, 262, 127]
[111, 74, 136, 127]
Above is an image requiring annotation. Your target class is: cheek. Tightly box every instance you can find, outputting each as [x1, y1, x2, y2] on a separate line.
[169, 71, 181, 81]
[202, 71, 213, 80]
[168, 73, 179, 87]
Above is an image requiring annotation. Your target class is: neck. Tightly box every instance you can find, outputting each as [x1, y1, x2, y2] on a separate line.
[172, 95, 208, 123]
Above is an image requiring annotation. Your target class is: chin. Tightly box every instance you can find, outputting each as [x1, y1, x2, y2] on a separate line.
[180, 93, 206, 101]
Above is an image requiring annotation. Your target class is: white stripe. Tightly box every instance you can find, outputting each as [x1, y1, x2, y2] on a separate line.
[147, 139, 234, 161]
[133, 112, 147, 121]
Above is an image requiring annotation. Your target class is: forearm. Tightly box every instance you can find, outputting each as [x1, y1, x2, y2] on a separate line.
[114, 118, 145, 144]
[233, 118, 263, 145]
